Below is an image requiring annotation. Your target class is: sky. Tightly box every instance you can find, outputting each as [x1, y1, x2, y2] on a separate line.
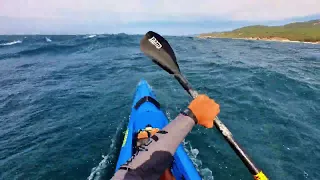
[1, 0, 320, 35]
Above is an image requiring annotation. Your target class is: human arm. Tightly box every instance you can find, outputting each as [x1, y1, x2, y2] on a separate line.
[112, 95, 220, 180]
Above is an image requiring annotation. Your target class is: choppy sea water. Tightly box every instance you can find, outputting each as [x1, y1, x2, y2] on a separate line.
[0, 34, 319, 180]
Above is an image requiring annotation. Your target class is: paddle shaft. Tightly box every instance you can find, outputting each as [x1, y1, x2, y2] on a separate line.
[140, 31, 267, 179]
[176, 74, 260, 176]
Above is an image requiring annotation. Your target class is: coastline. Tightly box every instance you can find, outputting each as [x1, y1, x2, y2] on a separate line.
[198, 36, 320, 45]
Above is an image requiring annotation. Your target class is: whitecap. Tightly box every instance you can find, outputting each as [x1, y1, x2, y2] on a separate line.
[45, 37, 52, 42]
[85, 35, 97, 39]
[0, 40, 22, 46]
[87, 154, 111, 180]
[87, 117, 126, 180]
[184, 140, 214, 180]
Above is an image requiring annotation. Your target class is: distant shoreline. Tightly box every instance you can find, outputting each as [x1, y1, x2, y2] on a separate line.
[198, 36, 320, 45]
[198, 19, 320, 45]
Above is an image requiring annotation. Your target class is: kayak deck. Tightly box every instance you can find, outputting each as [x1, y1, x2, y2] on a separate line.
[115, 80, 201, 180]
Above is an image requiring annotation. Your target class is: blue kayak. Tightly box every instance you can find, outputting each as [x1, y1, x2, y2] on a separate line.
[115, 79, 201, 180]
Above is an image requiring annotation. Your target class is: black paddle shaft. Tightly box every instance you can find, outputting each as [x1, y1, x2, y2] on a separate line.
[176, 75, 260, 175]
[213, 114, 260, 175]
[140, 31, 263, 177]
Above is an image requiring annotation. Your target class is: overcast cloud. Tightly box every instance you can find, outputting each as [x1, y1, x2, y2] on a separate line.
[1, 0, 319, 34]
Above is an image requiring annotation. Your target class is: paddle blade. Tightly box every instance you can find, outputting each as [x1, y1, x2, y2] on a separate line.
[140, 31, 180, 74]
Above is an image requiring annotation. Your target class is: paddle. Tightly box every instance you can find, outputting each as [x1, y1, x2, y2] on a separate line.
[140, 31, 268, 180]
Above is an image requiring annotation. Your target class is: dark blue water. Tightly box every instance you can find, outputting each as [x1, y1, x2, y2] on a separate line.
[0, 34, 319, 180]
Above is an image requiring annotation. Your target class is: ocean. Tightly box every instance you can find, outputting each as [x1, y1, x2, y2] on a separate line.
[0, 34, 319, 180]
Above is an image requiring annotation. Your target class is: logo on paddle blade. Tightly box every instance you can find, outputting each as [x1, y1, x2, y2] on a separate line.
[148, 37, 162, 49]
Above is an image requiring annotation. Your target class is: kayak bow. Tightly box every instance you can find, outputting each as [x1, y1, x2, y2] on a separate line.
[115, 79, 201, 180]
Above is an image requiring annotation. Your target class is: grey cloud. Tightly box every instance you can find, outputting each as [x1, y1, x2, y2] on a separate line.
[1, 0, 320, 21]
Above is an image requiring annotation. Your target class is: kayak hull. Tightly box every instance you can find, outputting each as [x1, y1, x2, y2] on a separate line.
[115, 80, 201, 180]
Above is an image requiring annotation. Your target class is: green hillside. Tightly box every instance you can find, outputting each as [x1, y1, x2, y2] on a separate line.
[199, 20, 320, 42]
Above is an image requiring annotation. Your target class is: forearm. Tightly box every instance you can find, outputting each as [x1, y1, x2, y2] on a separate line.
[112, 114, 195, 179]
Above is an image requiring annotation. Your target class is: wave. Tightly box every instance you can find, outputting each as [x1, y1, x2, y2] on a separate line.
[87, 118, 126, 180]
[0, 40, 22, 46]
[306, 53, 320, 61]
[87, 154, 112, 180]
[45, 37, 52, 42]
[84, 35, 97, 39]
[16, 45, 77, 56]
[0, 42, 96, 60]
[0, 35, 139, 60]
[184, 141, 214, 180]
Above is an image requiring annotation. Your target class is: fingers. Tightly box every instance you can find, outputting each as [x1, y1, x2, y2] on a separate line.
[205, 119, 214, 128]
